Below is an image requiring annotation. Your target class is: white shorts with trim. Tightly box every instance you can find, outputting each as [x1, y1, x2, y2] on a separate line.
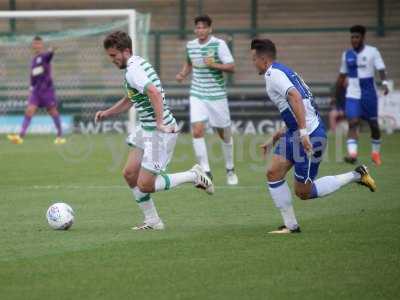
[190, 96, 231, 128]
[126, 126, 178, 174]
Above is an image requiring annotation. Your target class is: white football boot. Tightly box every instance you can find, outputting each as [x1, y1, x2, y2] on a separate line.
[226, 169, 239, 185]
[191, 164, 214, 195]
[132, 219, 165, 230]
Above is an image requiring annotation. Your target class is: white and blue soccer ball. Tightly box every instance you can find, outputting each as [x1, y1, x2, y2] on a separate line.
[46, 202, 75, 230]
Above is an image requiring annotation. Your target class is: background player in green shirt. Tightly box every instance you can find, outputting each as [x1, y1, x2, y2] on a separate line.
[176, 15, 239, 185]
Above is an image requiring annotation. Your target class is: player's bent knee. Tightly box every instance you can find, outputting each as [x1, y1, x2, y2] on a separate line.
[192, 131, 204, 139]
[191, 123, 205, 138]
[296, 192, 310, 200]
[137, 180, 154, 194]
[294, 187, 311, 200]
[266, 169, 280, 181]
[192, 128, 205, 138]
[122, 168, 136, 181]
[26, 108, 36, 117]
[47, 107, 59, 116]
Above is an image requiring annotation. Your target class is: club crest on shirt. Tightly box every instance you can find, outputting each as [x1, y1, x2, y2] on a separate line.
[358, 57, 367, 68]
[36, 57, 42, 64]
[207, 49, 215, 57]
[32, 66, 44, 76]
[127, 88, 139, 98]
[124, 80, 139, 98]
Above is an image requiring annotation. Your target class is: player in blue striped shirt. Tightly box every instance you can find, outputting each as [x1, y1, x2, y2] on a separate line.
[251, 39, 377, 234]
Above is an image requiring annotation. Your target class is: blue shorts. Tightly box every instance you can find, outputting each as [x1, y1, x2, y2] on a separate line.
[274, 123, 327, 184]
[345, 97, 378, 121]
[345, 80, 378, 121]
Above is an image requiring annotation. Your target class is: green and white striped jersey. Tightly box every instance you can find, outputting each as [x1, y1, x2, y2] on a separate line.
[124, 56, 175, 131]
[186, 36, 234, 101]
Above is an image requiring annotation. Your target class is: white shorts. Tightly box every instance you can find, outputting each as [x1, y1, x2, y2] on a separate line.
[190, 96, 231, 128]
[126, 126, 178, 174]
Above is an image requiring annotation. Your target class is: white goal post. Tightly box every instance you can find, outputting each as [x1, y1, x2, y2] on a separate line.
[0, 9, 149, 133]
[0, 10, 138, 51]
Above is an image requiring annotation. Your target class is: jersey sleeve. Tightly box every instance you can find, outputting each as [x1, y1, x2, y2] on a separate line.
[373, 48, 386, 70]
[43, 51, 54, 63]
[339, 51, 347, 74]
[269, 69, 295, 98]
[217, 40, 234, 64]
[125, 64, 152, 94]
[42, 51, 54, 63]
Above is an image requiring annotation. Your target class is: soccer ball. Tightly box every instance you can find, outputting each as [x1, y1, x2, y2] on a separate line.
[46, 203, 75, 230]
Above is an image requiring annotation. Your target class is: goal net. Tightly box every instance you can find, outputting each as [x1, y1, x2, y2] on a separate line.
[0, 10, 150, 134]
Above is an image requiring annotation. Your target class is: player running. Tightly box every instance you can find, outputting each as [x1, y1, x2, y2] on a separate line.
[176, 15, 238, 185]
[336, 25, 389, 165]
[251, 39, 376, 234]
[7, 36, 65, 145]
[96, 31, 213, 230]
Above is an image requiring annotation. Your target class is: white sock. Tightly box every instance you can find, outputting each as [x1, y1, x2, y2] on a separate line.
[192, 137, 211, 172]
[221, 137, 234, 170]
[132, 187, 160, 223]
[371, 139, 381, 153]
[154, 171, 197, 191]
[347, 139, 358, 157]
[267, 180, 299, 230]
[311, 171, 361, 198]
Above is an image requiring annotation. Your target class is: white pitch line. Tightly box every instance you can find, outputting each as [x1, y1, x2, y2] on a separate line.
[2, 185, 263, 191]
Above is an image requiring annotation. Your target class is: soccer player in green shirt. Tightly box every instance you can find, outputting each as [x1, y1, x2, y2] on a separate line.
[96, 31, 213, 230]
[176, 15, 239, 185]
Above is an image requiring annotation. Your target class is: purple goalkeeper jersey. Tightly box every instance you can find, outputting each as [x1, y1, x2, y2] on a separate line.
[30, 51, 54, 92]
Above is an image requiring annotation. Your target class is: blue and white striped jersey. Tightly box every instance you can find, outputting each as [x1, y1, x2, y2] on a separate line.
[340, 45, 385, 100]
[264, 62, 320, 133]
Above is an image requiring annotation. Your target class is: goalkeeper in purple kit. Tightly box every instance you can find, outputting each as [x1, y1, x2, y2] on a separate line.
[8, 36, 66, 144]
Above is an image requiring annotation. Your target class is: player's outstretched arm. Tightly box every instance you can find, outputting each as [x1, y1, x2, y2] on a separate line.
[95, 96, 132, 123]
[48, 46, 58, 53]
[176, 62, 192, 83]
[260, 126, 286, 158]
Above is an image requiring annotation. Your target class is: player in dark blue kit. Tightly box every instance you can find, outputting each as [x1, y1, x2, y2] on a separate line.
[251, 39, 377, 234]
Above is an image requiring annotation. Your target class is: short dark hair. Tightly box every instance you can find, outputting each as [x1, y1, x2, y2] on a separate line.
[350, 25, 366, 36]
[251, 38, 277, 59]
[194, 15, 212, 26]
[103, 31, 132, 52]
[32, 36, 42, 42]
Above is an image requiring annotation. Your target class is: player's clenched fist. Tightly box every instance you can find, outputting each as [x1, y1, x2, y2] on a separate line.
[176, 72, 185, 83]
[203, 57, 215, 67]
[95, 110, 108, 123]
[300, 134, 314, 155]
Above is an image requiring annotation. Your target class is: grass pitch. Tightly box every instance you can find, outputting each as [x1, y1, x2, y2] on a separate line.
[0, 132, 399, 299]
